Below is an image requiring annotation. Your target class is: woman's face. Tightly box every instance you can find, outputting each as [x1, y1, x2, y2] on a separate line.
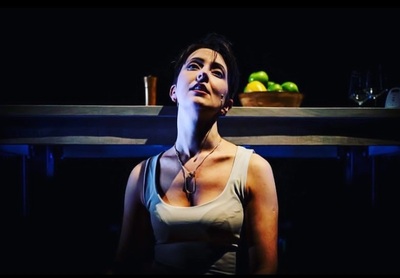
[170, 48, 229, 111]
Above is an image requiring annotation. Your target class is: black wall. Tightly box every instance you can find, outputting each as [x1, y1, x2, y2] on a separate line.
[1, 7, 400, 107]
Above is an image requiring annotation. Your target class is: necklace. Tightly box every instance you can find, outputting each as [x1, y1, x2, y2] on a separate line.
[174, 138, 222, 195]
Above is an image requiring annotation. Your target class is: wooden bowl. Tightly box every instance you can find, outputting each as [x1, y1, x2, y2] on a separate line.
[238, 91, 304, 107]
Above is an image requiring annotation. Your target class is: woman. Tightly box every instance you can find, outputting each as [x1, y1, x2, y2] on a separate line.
[112, 33, 279, 274]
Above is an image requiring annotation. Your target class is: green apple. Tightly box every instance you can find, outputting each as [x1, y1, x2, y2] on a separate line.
[267, 82, 282, 92]
[248, 71, 269, 86]
[281, 81, 299, 92]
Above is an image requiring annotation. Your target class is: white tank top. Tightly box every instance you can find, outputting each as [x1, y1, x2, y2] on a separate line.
[142, 146, 254, 274]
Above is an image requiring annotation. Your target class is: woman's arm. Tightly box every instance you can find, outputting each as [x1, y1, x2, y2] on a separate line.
[112, 160, 155, 274]
[245, 153, 279, 274]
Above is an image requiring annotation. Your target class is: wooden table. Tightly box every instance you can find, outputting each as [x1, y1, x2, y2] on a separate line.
[1, 105, 399, 216]
[1, 104, 399, 148]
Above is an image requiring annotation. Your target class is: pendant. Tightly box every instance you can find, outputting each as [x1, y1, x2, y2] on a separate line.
[183, 175, 196, 195]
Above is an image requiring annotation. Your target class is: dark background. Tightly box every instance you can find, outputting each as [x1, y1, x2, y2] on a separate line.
[1, 7, 400, 106]
[2, 154, 400, 274]
[1, 7, 400, 275]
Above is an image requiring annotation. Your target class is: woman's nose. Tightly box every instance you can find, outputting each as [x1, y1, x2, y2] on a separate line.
[196, 72, 208, 82]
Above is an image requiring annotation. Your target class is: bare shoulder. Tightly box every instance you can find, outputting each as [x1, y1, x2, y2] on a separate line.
[127, 159, 148, 187]
[248, 152, 273, 174]
[124, 159, 149, 204]
[246, 152, 276, 193]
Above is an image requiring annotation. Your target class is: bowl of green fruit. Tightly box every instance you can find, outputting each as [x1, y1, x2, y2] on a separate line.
[238, 71, 304, 107]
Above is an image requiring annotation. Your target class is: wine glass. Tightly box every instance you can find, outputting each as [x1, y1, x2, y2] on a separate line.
[348, 70, 371, 106]
[349, 91, 371, 106]
[364, 65, 388, 107]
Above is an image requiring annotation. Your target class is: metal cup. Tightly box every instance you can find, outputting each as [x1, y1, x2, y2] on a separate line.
[144, 75, 157, 106]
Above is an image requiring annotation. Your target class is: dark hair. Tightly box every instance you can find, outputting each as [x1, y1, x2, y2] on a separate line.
[172, 33, 240, 99]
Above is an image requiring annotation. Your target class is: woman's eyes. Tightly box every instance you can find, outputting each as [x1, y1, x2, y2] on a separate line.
[186, 63, 200, 71]
[186, 63, 224, 78]
[213, 71, 224, 78]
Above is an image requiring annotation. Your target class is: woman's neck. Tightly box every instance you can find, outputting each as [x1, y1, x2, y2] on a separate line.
[175, 121, 221, 159]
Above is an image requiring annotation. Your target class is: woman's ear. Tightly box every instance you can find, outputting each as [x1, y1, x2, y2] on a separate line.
[169, 85, 177, 103]
[220, 98, 233, 116]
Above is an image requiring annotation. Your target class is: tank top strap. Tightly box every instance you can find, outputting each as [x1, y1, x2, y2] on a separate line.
[230, 146, 254, 202]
